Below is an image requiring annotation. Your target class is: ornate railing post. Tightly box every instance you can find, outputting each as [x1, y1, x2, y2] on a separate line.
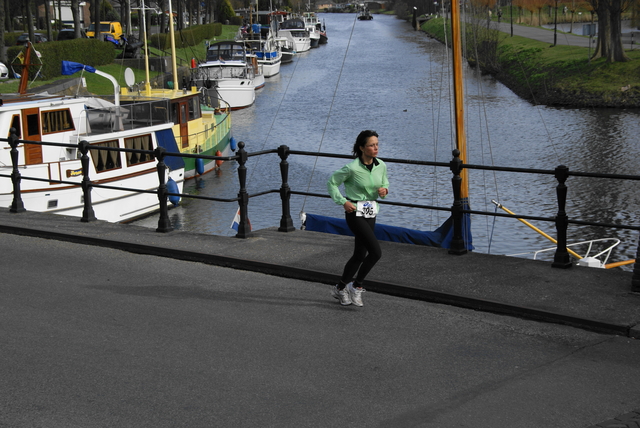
[154, 146, 173, 233]
[552, 165, 572, 268]
[629, 234, 640, 291]
[277, 145, 294, 232]
[235, 141, 252, 238]
[449, 149, 467, 255]
[633, 236, 640, 292]
[8, 127, 25, 213]
[78, 141, 97, 222]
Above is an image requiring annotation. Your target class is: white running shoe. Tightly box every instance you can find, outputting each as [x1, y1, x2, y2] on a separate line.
[347, 282, 365, 307]
[332, 284, 352, 306]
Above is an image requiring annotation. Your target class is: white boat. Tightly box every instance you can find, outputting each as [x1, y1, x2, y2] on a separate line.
[0, 48, 185, 223]
[194, 40, 257, 110]
[275, 36, 296, 63]
[302, 12, 321, 48]
[278, 18, 311, 53]
[240, 25, 282, 78]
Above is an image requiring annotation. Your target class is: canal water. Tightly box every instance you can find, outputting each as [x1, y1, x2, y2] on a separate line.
[133, 13, 640, 268]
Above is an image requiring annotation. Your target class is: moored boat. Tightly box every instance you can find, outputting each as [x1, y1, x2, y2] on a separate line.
[0, 51, 185, 223]
[193, 40, 257, 110]
[278, 18, 311, 53]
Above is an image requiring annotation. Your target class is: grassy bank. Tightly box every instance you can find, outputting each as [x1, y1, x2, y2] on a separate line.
[423, 17, 640, 108]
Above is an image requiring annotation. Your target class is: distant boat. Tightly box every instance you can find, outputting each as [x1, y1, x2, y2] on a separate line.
[358, 10, 373, 20]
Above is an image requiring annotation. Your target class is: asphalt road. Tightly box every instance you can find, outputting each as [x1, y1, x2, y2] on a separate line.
[2, 233, 640, 427]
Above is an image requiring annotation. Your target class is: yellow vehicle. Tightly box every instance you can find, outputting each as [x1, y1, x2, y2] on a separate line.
[86, 21, 124, 45]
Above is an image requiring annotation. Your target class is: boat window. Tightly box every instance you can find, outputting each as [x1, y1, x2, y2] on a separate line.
[26, 113, 39, 136]
[188, 96, 201, 120]
[91, 140, 122, 173]
[125, 134, 153, 166]
[8, 115, 21, 138]
[42, 109, 75, 134]
[171, 103, 179, 124]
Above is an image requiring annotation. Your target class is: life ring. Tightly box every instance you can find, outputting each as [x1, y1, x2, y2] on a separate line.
[215, 150, 223, 167]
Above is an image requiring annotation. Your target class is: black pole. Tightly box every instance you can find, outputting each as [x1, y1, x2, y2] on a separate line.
[78, 141, 96, 222]
[8, 128, 25, 213]
[448, 149, 467, 255]
[235, 142, 252, 238]
[154, 146, 173, 233]
[552, 165, 572, 268]
[277, 145, 295, 232]
[632, 235, 640, 292]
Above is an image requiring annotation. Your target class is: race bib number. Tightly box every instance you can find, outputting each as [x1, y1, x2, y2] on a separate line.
[356, 201, 378, 218]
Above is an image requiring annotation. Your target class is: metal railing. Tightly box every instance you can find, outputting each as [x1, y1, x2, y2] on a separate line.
[3, 134, 640, 289]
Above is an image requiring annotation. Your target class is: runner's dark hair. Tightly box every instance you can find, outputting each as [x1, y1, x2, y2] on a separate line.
[352, 130, 378, 157]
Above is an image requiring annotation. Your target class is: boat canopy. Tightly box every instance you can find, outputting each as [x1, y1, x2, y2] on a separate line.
[206, 42, 247, 62]
[279, 18, 305, 30]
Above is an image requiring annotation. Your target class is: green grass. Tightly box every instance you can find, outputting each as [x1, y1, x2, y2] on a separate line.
[423, 17, 640, 106]
[0, 25, 241, 96]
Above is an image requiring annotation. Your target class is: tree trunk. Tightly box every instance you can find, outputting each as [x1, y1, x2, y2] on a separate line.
[44, 0, 52, 41]
[0, 0, 5, 63]
[26, 0, 34, 39]
[592, 0, 610, 59]
[609, 0, 630, 62]
[71, 0, 80, 37]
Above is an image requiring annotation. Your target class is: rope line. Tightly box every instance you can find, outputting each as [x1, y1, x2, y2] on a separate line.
[299, 13, 359, 214]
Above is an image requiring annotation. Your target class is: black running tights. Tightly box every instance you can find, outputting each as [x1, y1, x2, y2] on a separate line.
[340, 212, 382, 285]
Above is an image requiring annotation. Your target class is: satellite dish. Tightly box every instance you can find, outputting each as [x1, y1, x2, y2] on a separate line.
[124, 67, 135, 87]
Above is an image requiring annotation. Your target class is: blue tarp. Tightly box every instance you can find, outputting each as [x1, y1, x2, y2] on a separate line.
[61, 61, 96, 75]
[304, 205, 473, 250]
[155, 128, 185, 171]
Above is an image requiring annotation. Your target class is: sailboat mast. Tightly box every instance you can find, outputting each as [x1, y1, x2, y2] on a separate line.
[169, 0, 179, 89]
[450, 0, 469, 199]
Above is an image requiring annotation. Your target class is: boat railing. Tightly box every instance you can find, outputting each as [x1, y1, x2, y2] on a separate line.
[508, 238, 621, 268]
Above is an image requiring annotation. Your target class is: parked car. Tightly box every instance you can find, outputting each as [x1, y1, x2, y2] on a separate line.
[16, 33, 48, 45]
[57, 29, 88, 41]
[0, 62, 9, 81]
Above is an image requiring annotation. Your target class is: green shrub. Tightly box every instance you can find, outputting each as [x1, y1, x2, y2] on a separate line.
[7, 39, 115, 80]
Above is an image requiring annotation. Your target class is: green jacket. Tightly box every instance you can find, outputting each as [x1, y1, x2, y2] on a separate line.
[327, 157, 389, 206]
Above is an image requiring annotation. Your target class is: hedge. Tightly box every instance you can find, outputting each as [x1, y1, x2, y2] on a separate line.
[7, 39, 115, 80]
[149, 22, 223, 51]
